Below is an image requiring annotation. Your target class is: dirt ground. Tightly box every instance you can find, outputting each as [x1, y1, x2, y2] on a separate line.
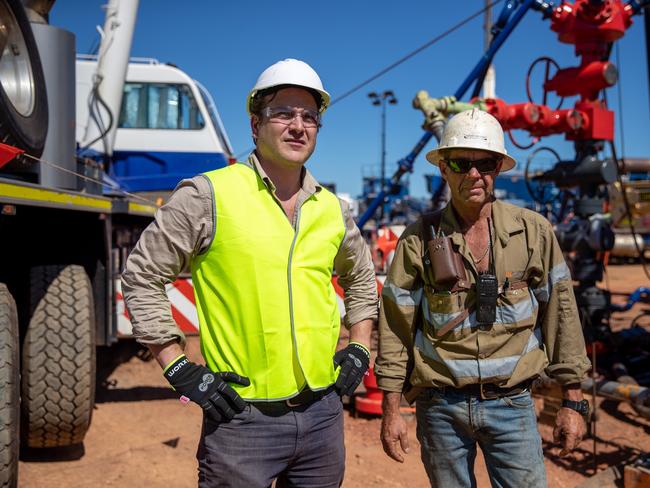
[18, 264, 650, 487]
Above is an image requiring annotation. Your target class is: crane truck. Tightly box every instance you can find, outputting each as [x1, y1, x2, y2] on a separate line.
[0, 1, 233, 486]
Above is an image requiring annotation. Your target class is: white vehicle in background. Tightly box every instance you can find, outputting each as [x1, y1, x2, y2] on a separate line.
[76, 56, 234, 194]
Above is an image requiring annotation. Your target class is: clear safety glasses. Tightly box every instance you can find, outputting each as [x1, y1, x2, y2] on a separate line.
[262, 106, 321, 128]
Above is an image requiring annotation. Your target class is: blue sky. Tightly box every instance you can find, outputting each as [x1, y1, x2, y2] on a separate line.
[52, 1, 649, 198]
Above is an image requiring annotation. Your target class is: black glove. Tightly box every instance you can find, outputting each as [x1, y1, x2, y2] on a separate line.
[333, 342, 370, 396]
[164, 355, 250, 423]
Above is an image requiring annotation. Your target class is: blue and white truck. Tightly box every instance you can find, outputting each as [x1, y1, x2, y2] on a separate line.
[0, 1, 233, 485]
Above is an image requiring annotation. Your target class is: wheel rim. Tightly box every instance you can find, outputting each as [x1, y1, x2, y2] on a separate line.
[0, 1, 35, 117]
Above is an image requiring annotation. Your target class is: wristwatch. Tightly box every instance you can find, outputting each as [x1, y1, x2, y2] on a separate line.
[561, 399, 590, 417]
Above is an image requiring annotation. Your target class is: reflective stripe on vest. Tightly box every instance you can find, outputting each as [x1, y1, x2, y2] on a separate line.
[191, 164, 345, 400]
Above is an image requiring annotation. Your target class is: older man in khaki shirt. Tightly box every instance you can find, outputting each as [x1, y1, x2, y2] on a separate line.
[376, 109, 590, 488]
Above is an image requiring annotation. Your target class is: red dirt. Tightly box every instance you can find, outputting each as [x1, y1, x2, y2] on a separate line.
[18, 264, 650, 487]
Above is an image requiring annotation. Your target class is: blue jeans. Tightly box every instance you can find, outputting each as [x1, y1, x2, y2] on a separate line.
[415, 388, 547, 488]
[197, 389, 345, 487]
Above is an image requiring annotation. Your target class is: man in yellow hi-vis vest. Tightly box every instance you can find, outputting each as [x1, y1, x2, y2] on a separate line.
[122, 59, 378, 487]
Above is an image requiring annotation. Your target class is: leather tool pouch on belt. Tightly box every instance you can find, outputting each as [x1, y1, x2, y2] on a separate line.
[422, 211, 469, 290]
[402, 211, 471, 405]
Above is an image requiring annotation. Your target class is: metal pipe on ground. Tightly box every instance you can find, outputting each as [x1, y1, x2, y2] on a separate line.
[534, 376, 650, 419]
[612, 233, 647, 258]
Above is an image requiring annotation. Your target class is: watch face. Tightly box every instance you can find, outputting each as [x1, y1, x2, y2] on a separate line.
[578, 400, 590, 416]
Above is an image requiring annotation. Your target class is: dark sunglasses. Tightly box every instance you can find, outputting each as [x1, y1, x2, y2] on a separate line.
[445, 158, 501, 174]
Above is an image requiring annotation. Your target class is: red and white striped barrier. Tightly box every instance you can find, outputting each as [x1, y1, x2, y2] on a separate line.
[115, 278, 200, 337]
[114, 275, 386, 337]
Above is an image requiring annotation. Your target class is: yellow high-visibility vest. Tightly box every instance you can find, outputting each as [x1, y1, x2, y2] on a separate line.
[191, 163, 345, 400]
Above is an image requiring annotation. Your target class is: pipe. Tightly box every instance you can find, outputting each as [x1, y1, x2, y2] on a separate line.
[610, 233, 647, 259]
[618, 157, 650, 173]
[583, 377, 650, 418]
[535, 376, 650, 419]
[80, 0, 140, 156]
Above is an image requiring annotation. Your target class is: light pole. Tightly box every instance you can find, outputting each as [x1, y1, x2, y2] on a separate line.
[368, 90, 397, 224]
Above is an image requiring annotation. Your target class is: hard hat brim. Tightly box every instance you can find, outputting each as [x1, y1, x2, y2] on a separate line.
[247, 86, 330, 115]
[425, 147, 516, 172]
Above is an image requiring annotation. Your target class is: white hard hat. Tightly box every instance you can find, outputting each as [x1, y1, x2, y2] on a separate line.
[247, 58, 331, 114]
[425, 108, 516, 172]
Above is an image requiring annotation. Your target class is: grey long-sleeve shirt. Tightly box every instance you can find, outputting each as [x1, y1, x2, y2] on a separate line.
[122, 154, 378, 346]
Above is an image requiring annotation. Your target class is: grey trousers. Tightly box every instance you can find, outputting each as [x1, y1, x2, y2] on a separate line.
[197, 389, 345, 488]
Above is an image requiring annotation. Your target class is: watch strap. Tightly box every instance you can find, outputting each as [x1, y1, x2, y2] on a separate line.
[561, 399, 588, 415]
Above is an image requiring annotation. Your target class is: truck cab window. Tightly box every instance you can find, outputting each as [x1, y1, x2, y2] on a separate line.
[118, 82, 205, 130]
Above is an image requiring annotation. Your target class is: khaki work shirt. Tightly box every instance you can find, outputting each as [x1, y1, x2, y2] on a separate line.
[375, 199, 590, 393]
[122, 154, 378, 346]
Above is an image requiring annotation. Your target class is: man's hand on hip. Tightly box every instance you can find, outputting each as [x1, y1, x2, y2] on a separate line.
[333, 342, 370, 396]
[380, 391, 410, 463]
[164, 355, 250, 423]
[553, 407, 586, 457]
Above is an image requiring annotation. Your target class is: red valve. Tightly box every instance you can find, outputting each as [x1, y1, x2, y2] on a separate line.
[480, 99, 594, 141]
[568, 100, 614, 140]
[526, 57, 564, 109]
[492, 0, 627, 143]
[531, 106, 588, 137]
[480, 98, 540, 130]
[544, 60, 618, 99]
[550, 0, 634, 55]
[471, 0, 629, 145]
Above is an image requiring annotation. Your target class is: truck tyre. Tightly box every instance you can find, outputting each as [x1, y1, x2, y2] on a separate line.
[22, 265, 95, 448]
[0, 0, 48, 156]
[0, 284, 19, 488]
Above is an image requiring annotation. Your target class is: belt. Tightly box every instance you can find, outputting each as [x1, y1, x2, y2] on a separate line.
[286, 385, 336, 407]
[444, 379, 533, 400]
[251, 385, 337, 412]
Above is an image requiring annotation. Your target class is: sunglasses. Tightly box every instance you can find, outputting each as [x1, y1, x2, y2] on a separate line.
[445, 158, 501, 174]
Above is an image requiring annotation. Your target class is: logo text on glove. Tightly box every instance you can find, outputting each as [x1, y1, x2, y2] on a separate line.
[166, 358, 189, 378]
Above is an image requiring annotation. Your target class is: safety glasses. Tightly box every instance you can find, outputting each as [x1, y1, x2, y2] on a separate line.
[262, 106, 320, 128]
[446, 158, 500, 174]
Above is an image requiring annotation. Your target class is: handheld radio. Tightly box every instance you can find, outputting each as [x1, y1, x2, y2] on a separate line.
[476, 218, 498, 324]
